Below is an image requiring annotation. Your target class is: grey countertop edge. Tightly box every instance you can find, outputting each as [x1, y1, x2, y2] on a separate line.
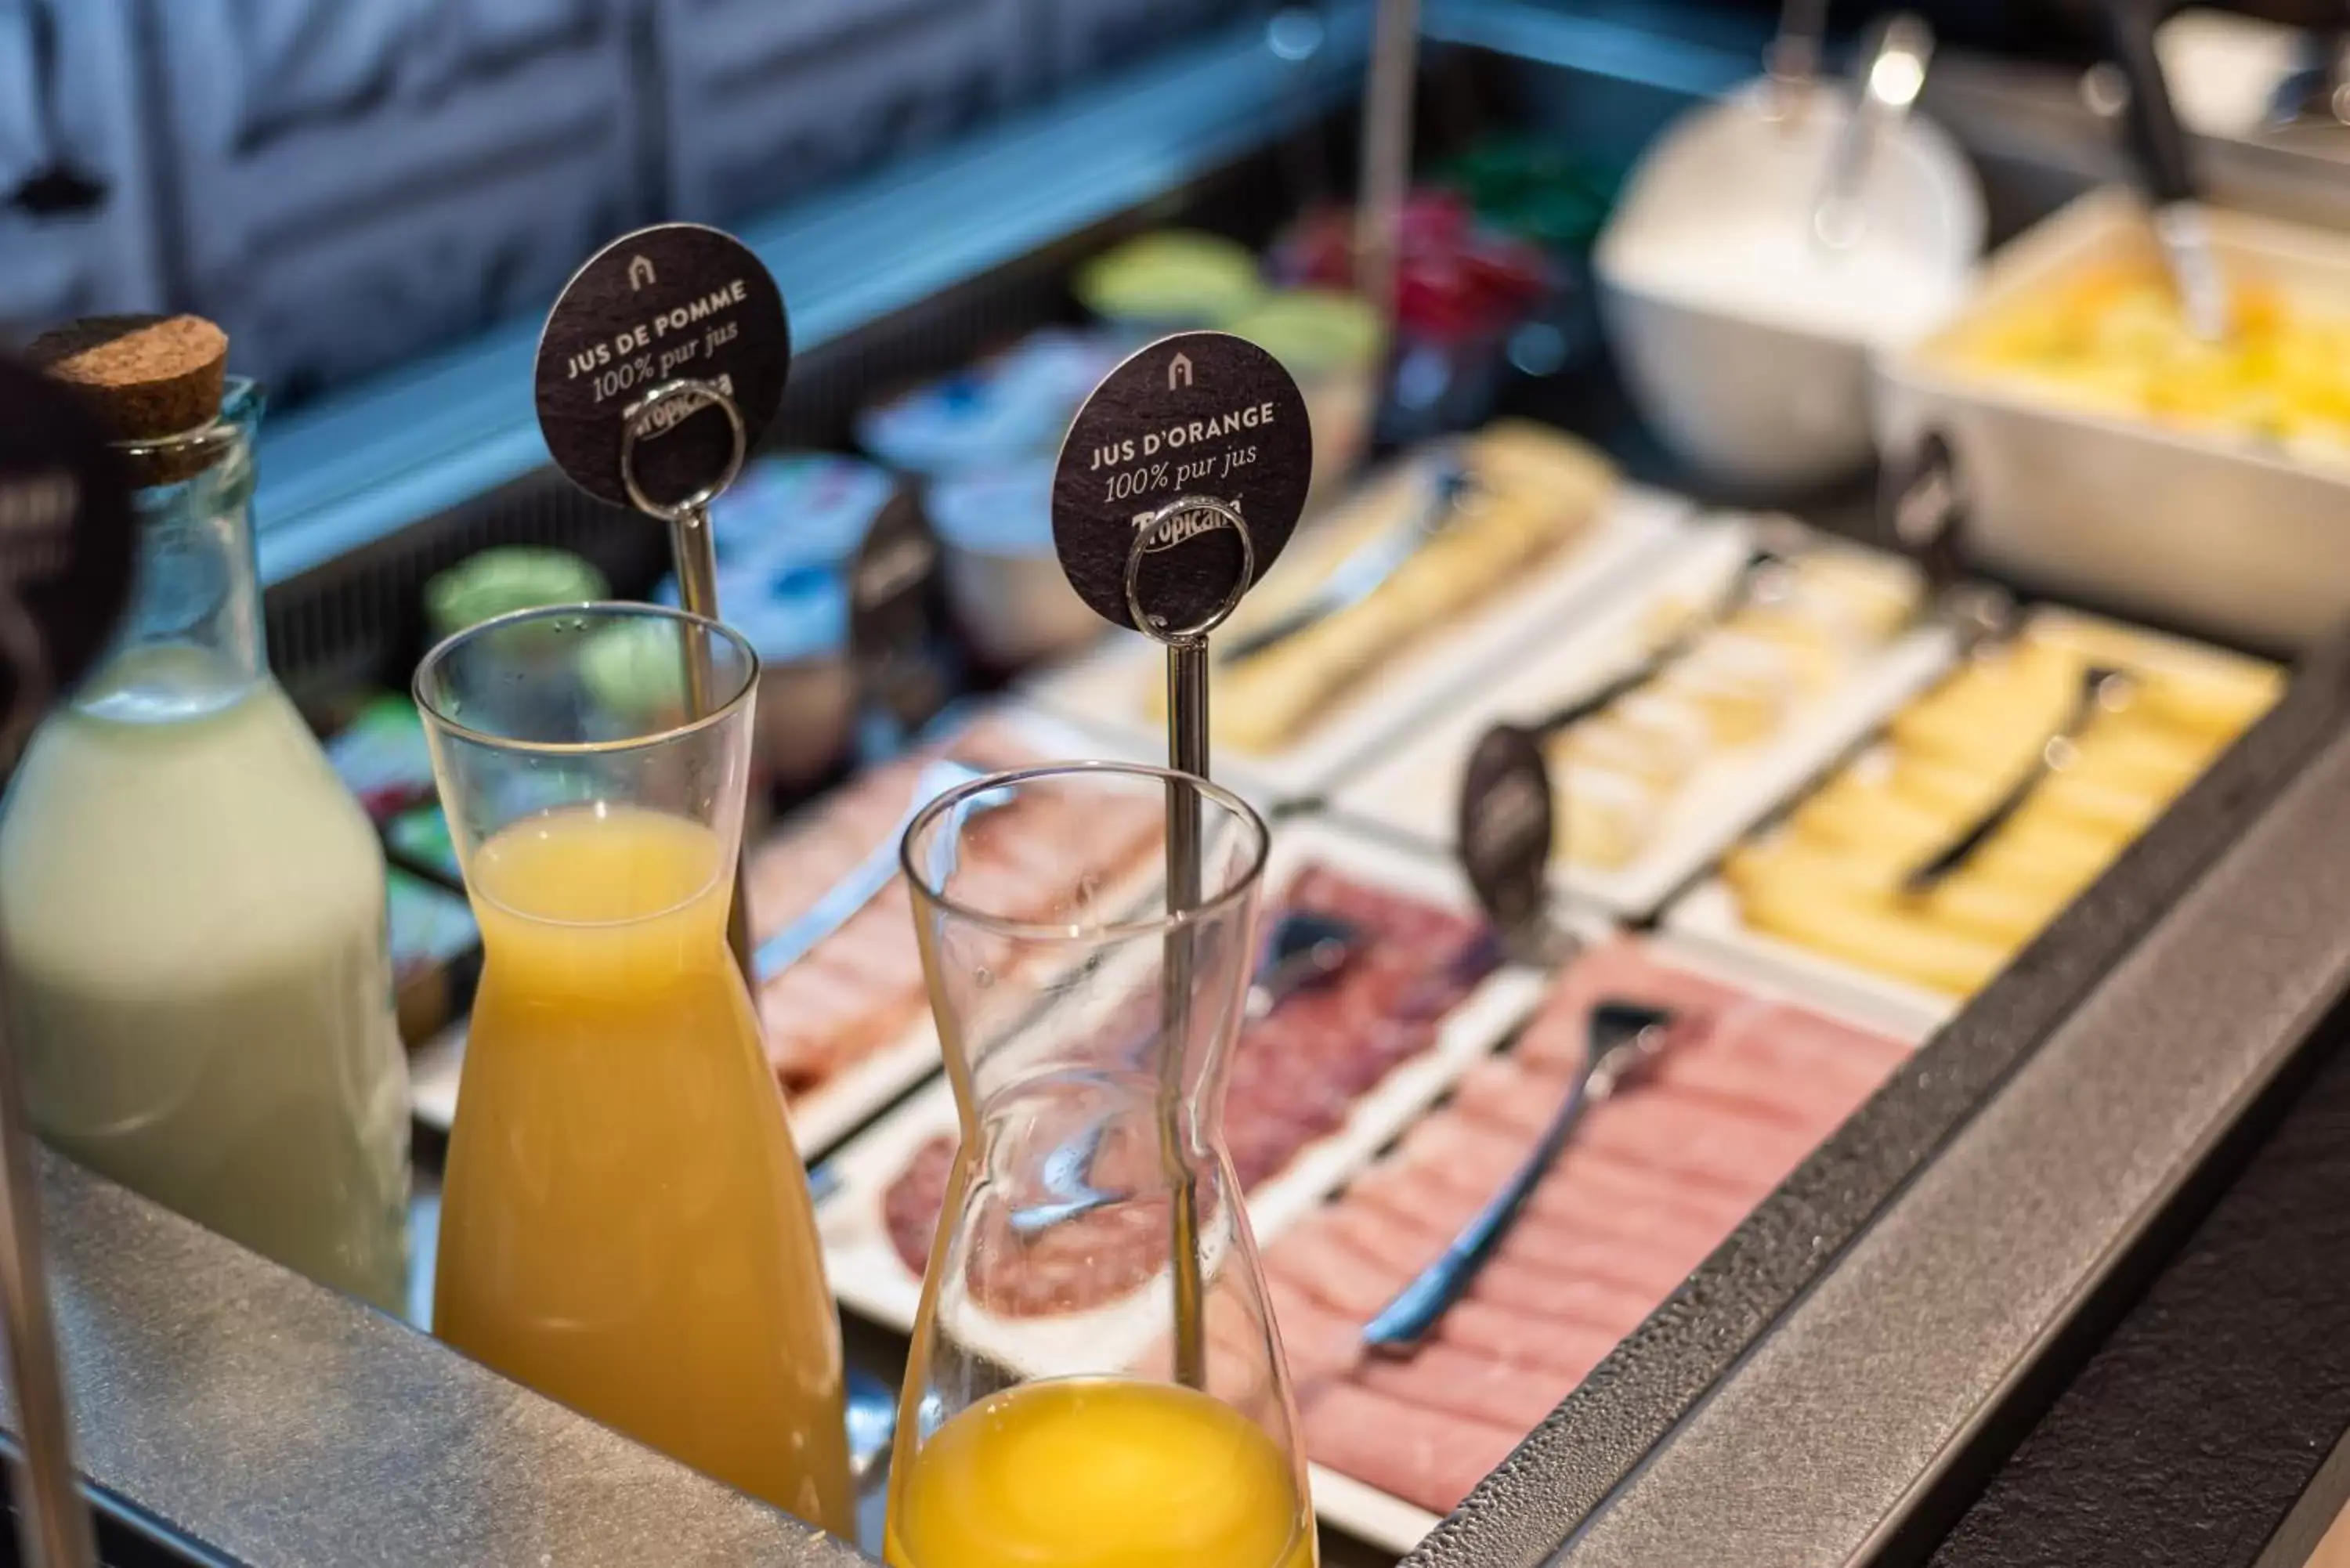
[16, 1147, 875, 1568]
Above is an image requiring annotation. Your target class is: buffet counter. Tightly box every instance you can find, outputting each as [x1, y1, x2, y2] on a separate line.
[25, 11, 2350, 1568]
[23, 630, 2350, 1568]
[18, 1148, 869, 1568]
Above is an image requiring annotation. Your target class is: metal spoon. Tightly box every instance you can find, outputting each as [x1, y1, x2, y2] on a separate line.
[2100, 0, 2231, 342]
[1360, 999, 1677, 1351]
[1006, 909, 1367, 1238]
[1245, 909, 1360, 1020]
[1902, 663, 2133, 897]
[1812, 14, 1936, 254]
[1218, 454, 1474, 665]
[2265, 24, 2350, 131]
[845, 1367, 898, 1487]
[1528, 537, 1799, 738]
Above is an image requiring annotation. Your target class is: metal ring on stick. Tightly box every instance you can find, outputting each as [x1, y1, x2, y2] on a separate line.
[1123, 495, 1256, 645]
[618, 377, 748, 522]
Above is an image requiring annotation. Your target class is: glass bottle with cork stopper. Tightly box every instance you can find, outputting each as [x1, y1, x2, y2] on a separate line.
[0, 316, 411, 1312]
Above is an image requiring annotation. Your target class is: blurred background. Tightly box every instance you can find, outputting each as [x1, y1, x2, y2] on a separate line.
[2, 0, 2105, 408]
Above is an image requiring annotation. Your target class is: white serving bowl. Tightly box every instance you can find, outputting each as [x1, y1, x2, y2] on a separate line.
[1596, 81, 1984, 493]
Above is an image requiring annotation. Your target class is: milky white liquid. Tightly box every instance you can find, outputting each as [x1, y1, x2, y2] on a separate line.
[0, 652, 410, 1310]
[1607, 218, 1964, 345]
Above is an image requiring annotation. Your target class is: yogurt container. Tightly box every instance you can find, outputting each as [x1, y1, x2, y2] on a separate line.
[927, 461, 1100, 670]
[1226, 289, 1385, 511]
[648, 560, 855, 791]
[1075, 230, 1266, 343]
[703, 452, 895, 571]
[425, 547, 609, 644]
[857, 329, 1122, 476]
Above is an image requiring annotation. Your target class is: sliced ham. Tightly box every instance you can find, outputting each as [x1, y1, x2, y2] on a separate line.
[1576, 1093, 1820, 1192]
[1264, 1213, 1413, 1321]
[873, 864, 1498, 1322]
[1264, 1274, 1368, 1386]
[1301, 1384, 1521, 1516]
[1466, 1258, 1658, 1335]
[749, 729, 1162, 1105]
[1434, 1301, 1620, 1382]
[1357, 1342, 1573, 1432]
[1274, 938, 1909, 1516]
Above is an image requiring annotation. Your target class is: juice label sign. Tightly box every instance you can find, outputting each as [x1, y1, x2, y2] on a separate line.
[535, 223, 790, 512]
[1051, 331, 1311, 634]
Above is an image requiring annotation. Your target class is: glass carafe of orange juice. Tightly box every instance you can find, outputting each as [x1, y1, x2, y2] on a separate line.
[886, 763, 1316, 1568]
[416, 603, 851, 1534]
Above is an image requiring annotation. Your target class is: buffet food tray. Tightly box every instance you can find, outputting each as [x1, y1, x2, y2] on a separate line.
[1661, 604, 2283, 1040]
[1332, 516, 1959, 919]
[812, 815, 1553, 1372]
[407, 703, 1149, 1158]
[1020, 484, 1692, 808]
[1290, 920, 1939, 1555]
[1876, 186, 2350, 650]
[1662, 878, 1961, 1039]
[815, 807, 1943, 1556]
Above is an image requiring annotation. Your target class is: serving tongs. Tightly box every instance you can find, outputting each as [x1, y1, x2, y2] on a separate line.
[1361, 999, 1679, 1351]
[1524, 518, 1817, 740]
[2266, 18, 2350, 131]
[750, 756, 1003, 981]
[1217, 453, 1476, 665]
[1900, 662, 2135, 898]
[1811, 13, 1936, 253]
[2102, 0, 2232, 342]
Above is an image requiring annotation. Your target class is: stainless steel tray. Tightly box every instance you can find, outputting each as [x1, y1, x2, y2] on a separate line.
[1878, 187, 2350, 652]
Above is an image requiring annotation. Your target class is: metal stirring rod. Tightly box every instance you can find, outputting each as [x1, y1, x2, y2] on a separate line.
[0, 619, 93, 1568]
[1354, 0, 1422, 323]
[1124, 493, 1256, 1395]
[0, 980, 94, 1568]
[668, 502, 757, 983]
[1161, 640, 1211, 1392]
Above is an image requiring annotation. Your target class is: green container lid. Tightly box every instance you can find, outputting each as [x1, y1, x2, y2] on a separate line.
[1226, 289, 1386, 378]
[1076, 230, 1265, 329]
[579, 616, 688, 720]
[425, 547, 609, 642]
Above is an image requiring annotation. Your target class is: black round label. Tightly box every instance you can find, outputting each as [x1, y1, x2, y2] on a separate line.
[1457, 723, 1555, 940]
[535, 222, 790, 512]
[0, 356, 136, 747]
[848, 489, 945, 731]
[1051, 331, 1311, 633]
[1880, 430, 1969, 595]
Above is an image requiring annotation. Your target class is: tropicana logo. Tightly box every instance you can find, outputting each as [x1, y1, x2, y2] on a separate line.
[1133, 501, 1244, 554]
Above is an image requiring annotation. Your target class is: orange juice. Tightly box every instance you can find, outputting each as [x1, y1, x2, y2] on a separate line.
[887, 1378, 1316, 1568]
[435, 804, 852, 1534]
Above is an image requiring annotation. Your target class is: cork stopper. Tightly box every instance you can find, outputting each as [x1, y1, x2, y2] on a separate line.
[26, 315, 230, 484]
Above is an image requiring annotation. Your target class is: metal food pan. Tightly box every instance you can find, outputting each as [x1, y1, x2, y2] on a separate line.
[1875, 186, 2350, 652]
